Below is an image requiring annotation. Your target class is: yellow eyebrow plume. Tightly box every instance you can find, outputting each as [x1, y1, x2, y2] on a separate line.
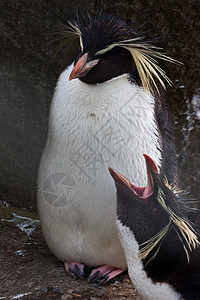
[96, 38, 181, 93]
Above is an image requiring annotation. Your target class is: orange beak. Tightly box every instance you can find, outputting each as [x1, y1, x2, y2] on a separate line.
[69, 52, 99, 81]
[109, 168, 134, 191]
[109, 154, 157, 199]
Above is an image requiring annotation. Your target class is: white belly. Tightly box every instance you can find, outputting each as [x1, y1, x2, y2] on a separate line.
[37, 65, 161, 268]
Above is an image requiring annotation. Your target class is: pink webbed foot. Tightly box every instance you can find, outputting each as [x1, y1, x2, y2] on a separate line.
[88, 265, 124, 285]
[64, 261, 85, 279]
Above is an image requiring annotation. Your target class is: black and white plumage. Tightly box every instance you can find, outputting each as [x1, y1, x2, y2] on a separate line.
[38, 13, 178, 283]
[110, 155, 200, 299]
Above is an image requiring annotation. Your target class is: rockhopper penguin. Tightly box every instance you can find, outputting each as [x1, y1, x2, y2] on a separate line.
[109, 155, 200, 299]
[38, 13, 178, 283]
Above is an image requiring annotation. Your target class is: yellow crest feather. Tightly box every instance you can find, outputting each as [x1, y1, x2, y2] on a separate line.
[138, 187, 199, 264]
[157, 188, 200, 262]
[96, 38, 181, 93]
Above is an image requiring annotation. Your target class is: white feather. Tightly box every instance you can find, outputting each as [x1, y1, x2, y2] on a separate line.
[116, 220, 182, 300]
[38, 65, 161, 268]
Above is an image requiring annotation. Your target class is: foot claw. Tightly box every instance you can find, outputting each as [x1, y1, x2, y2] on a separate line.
[96, 275, 109, 285]
[73, 264, 84, 279]
[68, 268, 77, 279]
[64, 261, 84, 280]
[87, 270, 100, 283]
[88, 265, 124, 285]
[64, 262, 124, 284]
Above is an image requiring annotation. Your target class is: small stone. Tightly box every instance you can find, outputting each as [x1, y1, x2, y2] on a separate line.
[61, 294, 72, 300]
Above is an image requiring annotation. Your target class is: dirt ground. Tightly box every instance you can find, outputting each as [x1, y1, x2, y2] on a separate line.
[0, 201, 139, 300]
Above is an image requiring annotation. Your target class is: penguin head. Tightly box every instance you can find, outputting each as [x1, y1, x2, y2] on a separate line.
[109, 154, 200, 264]
[68, 15, 138, 85]
[58, 13, 178, 91]
[109, 155, 171, 245]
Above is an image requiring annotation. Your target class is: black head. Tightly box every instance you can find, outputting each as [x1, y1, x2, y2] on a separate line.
[68, 14, 139, 85]
[59, 13, 177, 90]
[76, 14, 136, 55]
[109, 155, 200, 269]
[109, 155, 170, 244]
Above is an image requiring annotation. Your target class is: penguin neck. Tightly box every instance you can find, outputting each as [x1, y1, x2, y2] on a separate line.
[61, 65, 150, 110]
[116, 219, 182, 300]
[58, 64, 147, 100]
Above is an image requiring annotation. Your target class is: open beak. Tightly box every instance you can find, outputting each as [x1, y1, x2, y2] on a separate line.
[109, 168, 134, 192]
[109, 154, 158, 199]
[69, 52, 99, 81]
[142, 154, 158, 198]
[143, 154, 158, 174]
[109, 167, 148, 197]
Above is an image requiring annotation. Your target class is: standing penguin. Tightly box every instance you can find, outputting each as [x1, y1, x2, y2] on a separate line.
[38, 13, 178, 283]
[110, 155, 200, 299]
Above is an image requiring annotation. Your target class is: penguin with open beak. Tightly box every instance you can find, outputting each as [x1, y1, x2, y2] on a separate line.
[109, 155, 200, 299]
[38, 13, 179, 284]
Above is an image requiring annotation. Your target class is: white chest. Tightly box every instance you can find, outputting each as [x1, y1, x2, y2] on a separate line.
[37, 66, 162, 266]
[47, 65, 161, 186]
